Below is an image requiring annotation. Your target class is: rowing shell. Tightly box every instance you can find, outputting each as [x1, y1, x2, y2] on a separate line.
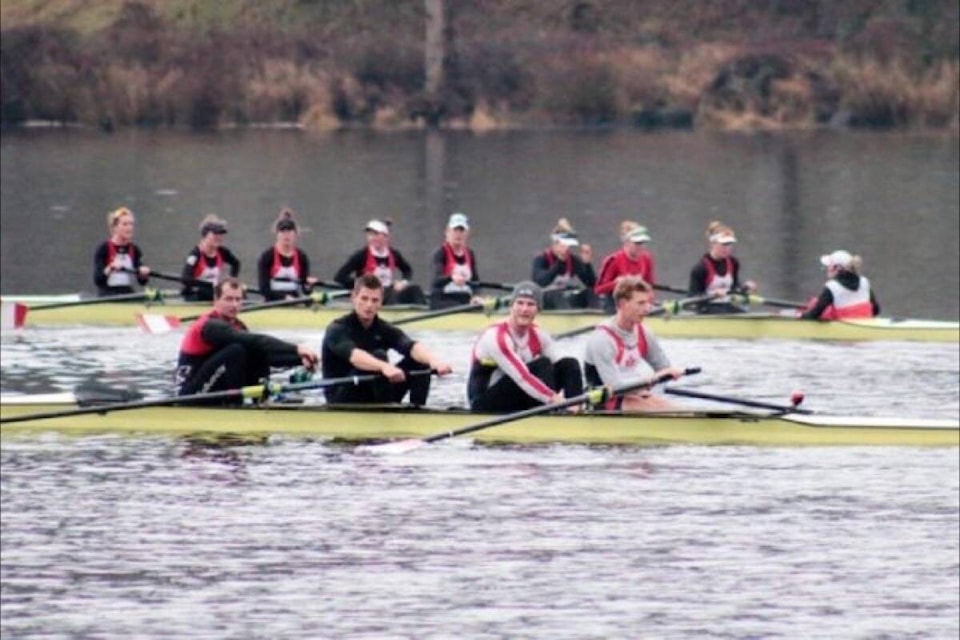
[1, 395, 956, 446]
[5, 300, 958, 342]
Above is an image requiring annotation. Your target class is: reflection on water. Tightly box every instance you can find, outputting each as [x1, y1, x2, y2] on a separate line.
[1, 129, 957, 319]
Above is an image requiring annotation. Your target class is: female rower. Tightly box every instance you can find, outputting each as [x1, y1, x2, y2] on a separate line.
[333, 219, 427, 305]
[93, 206, 151, 297]
[256, 208, 319, 301]
[594, 220, 656, 312]
[180, 214, 241, 301]
[430, 212, 482, 310]
[531, 218, 597, 309]
[801, 250, 879, 320]
[687, 221, 756, 314]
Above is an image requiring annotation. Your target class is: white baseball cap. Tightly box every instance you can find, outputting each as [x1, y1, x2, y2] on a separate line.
[626, 225, 652, 243]
[709, 231, 737, 244]
[552, 232, 579, 247]
[447, 212, 470, 230]
[365, 219, 390, 235]
[820, 249, 853, 269]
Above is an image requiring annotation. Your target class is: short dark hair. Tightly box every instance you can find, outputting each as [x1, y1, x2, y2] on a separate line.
[612, 276, 651, 303]
[353, 274, 383, 292]
[215, 277, 244, 299]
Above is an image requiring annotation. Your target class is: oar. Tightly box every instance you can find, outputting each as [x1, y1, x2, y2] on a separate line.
[731, 292, 807, 310]
[392, 297, 506, 327]
[0, 372, 419, 425]
[19, 288, 170, 311]
[663, 387, 813, 414]
[136, 289, 351, 334]
[360, 367, 702, 454]
[469, 281, 515, 291]
[652, 283, 688, 295]
[552, 293, 720, 340]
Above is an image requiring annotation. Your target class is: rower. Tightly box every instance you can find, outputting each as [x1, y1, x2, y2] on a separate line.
[594, 220, 656, 312]
[429, 212, 483, 310]
[801, 249, 880, 320]
[687, 220, 757, 314]
[180, 214, 241, 301]
[256, 208, 319, 301]
[531, 217, 598, 310]
[584, 276, 684, 412]
[93, 206, 152, 297]
[467, 281, 584, 412]
[321, 274, 452, 406]
[175, 277, 319, 404]
[333, 218, 427, 305]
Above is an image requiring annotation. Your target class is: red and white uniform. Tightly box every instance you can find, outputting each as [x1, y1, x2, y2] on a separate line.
[440, 243, 474, 293]
[703, 256, 735, 298]
[823, 277, 874, 319]
[469, 321, 557, 404]
[594, 249, 655, 295]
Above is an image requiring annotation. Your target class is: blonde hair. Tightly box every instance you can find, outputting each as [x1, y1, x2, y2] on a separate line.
[706, 220, 734, 239]
[107, 207, 134, 231]
[844, 255, 864, 274]
[619, 220, 640, 241]
[552, 217, 576, 235]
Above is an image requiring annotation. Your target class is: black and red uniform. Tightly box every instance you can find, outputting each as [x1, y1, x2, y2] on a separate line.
[93, 241, 148, 297]
[175, 311, 303, 403]
[180, 246, 241, 301]
[333, 247, 425, 305]
[430, 243, 479, 309]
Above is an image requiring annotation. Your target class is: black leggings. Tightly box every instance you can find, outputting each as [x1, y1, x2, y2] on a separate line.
[324, 355, 432, 406]
[178, 344, 270, 405]
[469, 356, 583, 412]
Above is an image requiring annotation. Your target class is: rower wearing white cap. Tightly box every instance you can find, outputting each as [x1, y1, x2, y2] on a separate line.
[333, 218, 427, 306]
[467, 281, 584, 412]
[531, 217, 597, 309]
[430, 212, 482, 309]
[688, 220, 757, 313]
[801, 249, 879, 320]
[594, 220, 657, 312]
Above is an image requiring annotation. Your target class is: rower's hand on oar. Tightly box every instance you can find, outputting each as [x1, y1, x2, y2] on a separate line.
[380, 362, 406, 383]
[551, 391, 580, 414]
[655, 366, 686, 381]
[428, 360, 453, 376]
[742, 280, 757, 293]
[297, 344, 320, 370]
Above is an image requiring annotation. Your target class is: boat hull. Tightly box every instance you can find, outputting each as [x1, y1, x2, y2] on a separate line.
[1, 400, 956, 446]
[12, 302, 960, 342]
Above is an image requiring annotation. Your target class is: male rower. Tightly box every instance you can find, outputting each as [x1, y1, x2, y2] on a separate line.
[467, 281, 584, 412]
[583, 276, 684, 411]
[321, 274, 452, 406]
[175, 277, 319, 404]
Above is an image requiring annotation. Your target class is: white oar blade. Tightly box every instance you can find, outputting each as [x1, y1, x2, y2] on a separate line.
[136, 313, 180, 335]
[1, 302, 28, 329]
[356, 438, 426, 455]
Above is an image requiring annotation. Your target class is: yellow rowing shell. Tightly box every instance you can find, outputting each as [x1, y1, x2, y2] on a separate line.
[1, 398, 956, 446]
[11, 301, 960, 342]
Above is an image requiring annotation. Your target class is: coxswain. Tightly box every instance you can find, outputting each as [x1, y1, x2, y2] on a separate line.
[801, 249, 880, 320]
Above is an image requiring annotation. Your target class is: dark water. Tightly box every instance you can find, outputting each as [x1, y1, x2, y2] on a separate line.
[1, 128, 958, 319]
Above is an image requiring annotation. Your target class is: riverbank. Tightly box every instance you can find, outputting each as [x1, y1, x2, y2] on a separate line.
[1, 0, 957, 131]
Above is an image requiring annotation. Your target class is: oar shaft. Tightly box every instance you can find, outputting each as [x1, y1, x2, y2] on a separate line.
[663, 387, 813, 414]
[27, 290, 168, 311]
[392, 300, 494, 326]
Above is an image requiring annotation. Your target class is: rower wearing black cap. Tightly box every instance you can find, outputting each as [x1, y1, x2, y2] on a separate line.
[180, 214, 241, 301]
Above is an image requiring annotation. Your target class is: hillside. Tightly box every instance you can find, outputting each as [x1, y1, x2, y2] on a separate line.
[2, 0, 958, 130]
